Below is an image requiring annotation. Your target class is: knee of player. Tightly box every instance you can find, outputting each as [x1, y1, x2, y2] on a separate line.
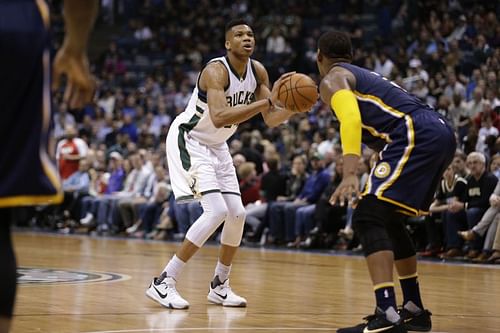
[353, 220, 393, 256]
[228, 204, 246, 221]
[209, 205, 229, 222]
[352, 204, 393, 254]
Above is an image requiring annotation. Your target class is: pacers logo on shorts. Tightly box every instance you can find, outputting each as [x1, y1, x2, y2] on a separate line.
[374, 162, 391, 178]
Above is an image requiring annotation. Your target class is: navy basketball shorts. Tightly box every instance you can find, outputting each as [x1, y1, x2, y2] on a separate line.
[362, 111, 456, 216]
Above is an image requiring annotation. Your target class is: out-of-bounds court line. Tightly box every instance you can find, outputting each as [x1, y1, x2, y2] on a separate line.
[81, 328, 452, 333]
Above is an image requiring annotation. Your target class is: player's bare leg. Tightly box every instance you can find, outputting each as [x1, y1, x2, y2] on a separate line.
[176, 239, 200, 262]
[367, 250, 394, 285]
[394, 256, 416, 276]
[218, 244, 238, 266]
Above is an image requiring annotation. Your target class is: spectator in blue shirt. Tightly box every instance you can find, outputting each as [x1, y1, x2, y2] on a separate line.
[106, 152, 126, 194]
[119, 114, 138, 143]
[59, 159, 91, 224]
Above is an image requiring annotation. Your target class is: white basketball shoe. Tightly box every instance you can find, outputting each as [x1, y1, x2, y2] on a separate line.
[207, 275, 247, 307]
[146, 273, 189, 309]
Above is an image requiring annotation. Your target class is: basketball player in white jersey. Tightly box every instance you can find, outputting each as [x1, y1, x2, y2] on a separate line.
[146, 18, 295, 309]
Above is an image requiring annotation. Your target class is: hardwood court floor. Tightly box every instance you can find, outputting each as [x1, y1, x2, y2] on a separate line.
[11, 232, 500, 333]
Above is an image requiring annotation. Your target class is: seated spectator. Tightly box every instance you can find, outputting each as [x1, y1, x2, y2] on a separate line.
[53, 103, 76, 140]
[120, 163, 165, 231]
[421, 165, 467, 257]
[169, 199, 203, 238]
[56, 159, 91, 228]
[244, 154, 286, 238]
[451, 150, 470, 178]
[490, 154, 500, 179]
[79, 151, 126, 225]
[80, 153, 150, 234]
[120, 114, 138, 143]
[445, 152, 498, 259]
[56, 125, 89, 180]
[127, 181, 171, 238]
[268, 152, 330, 244]
[246, 154, 306, 244]
[265, 27, 287, 63]
[458, 178, 500, 262]
[443, 72, 466, 100]
[374, 52, 394, 78]
[238, 162, 261, 206]
[147, 206, 175, 241]
[448, 93, 467, 130]
[106, 132, 130, 158]
[475, 109, 499, 157]
[232, 153, 246, 177]
[473, 101, 500, 131]
[297, 156, 345, 249]
[237, 131, 263, 175]
[487, 221, 500, 263]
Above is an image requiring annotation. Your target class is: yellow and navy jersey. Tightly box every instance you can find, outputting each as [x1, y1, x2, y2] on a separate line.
[335, 63, 457, 215]
[335, 62, 432, 149]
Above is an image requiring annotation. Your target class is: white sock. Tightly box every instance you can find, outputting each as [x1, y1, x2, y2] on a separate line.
[214, 261, 231, 282]
[163, 255, 185, 281]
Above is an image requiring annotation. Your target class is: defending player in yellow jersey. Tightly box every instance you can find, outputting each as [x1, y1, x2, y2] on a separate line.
[316, 30, 456, 333]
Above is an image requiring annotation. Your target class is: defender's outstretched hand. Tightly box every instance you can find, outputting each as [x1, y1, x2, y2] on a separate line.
[52, 0, 99, 109]
[329, 174, 360, 207]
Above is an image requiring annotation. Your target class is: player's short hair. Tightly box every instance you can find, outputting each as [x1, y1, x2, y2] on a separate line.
[318, 30, 353, 61]
[225, 18, 250, 33]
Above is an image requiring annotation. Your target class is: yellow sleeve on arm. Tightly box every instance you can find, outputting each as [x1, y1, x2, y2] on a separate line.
[331, 89, 362, 156]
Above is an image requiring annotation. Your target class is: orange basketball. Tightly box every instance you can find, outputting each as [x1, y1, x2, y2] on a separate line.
[277, 73, 319, 113]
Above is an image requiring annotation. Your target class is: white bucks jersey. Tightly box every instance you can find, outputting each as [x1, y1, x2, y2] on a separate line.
[175, 56, 258, 145]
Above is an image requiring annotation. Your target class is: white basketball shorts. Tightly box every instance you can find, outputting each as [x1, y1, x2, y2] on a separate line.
[166, 121, 240, 202]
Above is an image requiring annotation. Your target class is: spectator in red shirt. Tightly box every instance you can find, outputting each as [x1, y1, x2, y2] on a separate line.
[473, 101, 500, 131]
[56, 125, 89, 180]
[237, 162, 261, 206]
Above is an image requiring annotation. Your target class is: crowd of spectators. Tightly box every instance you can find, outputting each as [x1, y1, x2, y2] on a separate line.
[19, 0, 499, 264]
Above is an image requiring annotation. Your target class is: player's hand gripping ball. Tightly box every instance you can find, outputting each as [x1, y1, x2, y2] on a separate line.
[277, 73, 318, 113]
